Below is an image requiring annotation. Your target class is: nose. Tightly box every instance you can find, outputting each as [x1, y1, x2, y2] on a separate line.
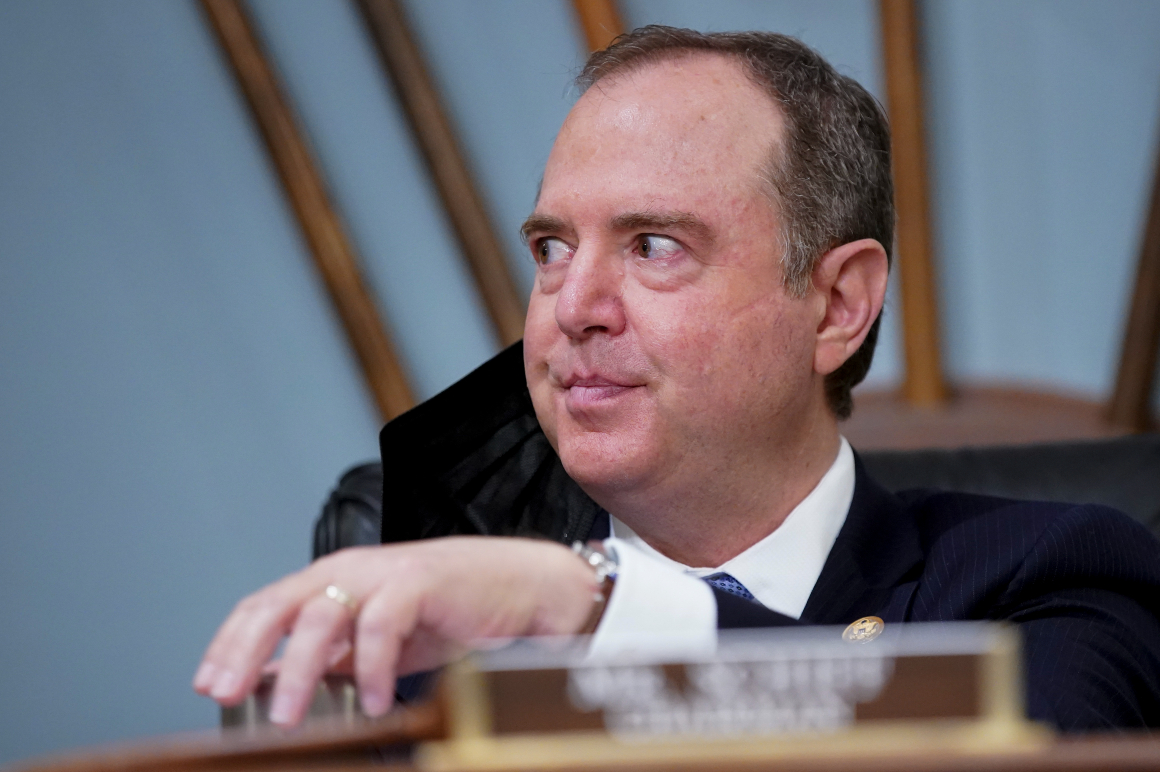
[554, 247, 626, 340]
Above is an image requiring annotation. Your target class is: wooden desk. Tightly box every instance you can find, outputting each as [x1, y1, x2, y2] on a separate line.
[23, 703, 441, 772]
[25, 627, 1157, 771]
[23, 708, 1160, 772]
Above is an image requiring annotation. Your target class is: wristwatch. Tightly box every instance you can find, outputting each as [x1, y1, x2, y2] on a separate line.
[571, 541, 619, 634]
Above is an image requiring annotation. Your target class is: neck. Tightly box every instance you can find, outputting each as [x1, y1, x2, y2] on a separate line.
[602, 412, 841, 567]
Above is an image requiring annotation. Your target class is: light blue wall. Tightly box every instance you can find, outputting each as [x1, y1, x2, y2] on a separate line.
[245, 0, 500, 400]
[924, 0, 1160, 398]
[401, 0, 589, 298]
[1, 0, 1159, 764]
[0, 0, 384, 761]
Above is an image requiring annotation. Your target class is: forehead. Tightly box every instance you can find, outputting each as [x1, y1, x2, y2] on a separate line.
[539, 53, 784, 213]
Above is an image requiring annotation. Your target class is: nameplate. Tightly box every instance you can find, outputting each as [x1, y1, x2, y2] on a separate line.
[421, 623, 1047, 770]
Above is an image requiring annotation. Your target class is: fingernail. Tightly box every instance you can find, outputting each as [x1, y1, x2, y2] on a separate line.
[361, 689, 388, 718]
[210, 670, 239, 700]
[193, 662, 216, 690]
[268, 692, 294, 725]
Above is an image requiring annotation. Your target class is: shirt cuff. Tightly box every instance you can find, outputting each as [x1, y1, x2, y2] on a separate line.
[585, 538, 717, 663]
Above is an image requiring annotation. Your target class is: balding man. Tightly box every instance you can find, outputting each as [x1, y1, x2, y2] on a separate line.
[195, 26, 1160, 731]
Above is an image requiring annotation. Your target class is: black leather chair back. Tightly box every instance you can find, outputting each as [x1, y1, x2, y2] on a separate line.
[861, 435, 1160, 534]
[313, 462, 384, 559]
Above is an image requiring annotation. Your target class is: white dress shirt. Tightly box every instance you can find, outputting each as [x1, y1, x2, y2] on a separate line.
[586, 438, 855, 659]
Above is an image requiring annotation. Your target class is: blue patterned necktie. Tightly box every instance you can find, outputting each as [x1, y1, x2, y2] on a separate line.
[703, 572, 756, 602]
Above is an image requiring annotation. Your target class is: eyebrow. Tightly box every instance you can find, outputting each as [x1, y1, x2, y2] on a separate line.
[610, 211, 714, 245]
[520, 214, 566, 241]
[520, 210, 715, 245]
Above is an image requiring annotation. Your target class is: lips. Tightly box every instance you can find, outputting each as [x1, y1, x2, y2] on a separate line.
[559, 374, 643, 410]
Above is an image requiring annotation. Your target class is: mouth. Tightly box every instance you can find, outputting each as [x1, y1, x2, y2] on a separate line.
[559, 375, 643, 410]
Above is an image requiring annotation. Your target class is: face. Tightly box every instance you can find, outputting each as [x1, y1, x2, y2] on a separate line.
[523, 54, 826, 508]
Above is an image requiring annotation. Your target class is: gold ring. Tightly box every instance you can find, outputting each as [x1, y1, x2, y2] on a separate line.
[324, 584, 359, 614]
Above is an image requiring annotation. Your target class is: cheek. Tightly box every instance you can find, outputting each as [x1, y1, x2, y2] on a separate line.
[523, 290, 560, 444]
[642, 291, 814, 407]
[523, 290, 555, 356]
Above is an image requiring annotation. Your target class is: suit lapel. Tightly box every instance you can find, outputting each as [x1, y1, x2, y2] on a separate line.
[800, 454, 923, 625]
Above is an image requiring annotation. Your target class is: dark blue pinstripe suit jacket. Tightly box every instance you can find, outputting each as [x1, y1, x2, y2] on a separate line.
[692, 454, 1160, 731]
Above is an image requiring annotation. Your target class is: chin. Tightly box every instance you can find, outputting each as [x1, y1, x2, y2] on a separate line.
[555, 427, 658, 496]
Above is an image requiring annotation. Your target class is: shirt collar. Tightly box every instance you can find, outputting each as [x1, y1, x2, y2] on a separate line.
[609, 437, 855, 619]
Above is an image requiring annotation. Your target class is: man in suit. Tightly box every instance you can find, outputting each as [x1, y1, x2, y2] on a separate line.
[194, 27, 1160, 730]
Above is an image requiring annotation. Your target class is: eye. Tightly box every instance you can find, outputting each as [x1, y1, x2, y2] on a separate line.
[636, 234, 682, 260]
[534, 237, 572, 266]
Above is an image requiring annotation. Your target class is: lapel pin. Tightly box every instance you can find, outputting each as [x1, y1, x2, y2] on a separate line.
[843, 615, 885, 642]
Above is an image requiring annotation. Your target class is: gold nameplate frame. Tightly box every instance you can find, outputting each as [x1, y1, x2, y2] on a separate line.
[420, 622, 1050, 770]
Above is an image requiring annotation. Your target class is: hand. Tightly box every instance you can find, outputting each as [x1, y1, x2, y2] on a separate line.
[192, 536, 598, 725]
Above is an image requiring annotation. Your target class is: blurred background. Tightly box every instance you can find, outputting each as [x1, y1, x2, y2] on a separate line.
[1, 0, 1159, 763]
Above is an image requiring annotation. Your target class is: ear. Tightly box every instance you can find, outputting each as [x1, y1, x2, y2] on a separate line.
[811, 238, 889, 376]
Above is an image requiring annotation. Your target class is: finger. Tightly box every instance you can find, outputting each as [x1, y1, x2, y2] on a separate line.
[268, 594, 353, 726]
[195, 577, 317, 705]
[354, 588, 419, 717]
[259, 642, 346, 676]
[194, 593, 289, 702]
